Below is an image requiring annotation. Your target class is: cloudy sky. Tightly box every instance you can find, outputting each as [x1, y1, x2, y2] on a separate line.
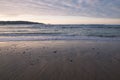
[0, 0, 120, 24]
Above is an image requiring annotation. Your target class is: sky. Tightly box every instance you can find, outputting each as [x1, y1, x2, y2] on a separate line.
[0, 0, 120, 24]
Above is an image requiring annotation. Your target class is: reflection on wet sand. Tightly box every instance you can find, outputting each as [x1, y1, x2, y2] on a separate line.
[0, 41, 120, 80]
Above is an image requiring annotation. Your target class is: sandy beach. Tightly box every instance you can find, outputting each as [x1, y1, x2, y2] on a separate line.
[0, 40, 120, 80]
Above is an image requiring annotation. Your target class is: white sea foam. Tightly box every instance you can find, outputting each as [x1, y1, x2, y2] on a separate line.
[0, 24, 120, 41]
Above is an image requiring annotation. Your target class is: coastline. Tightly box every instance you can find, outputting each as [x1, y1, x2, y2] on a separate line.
[0, 40, 120, 80]
[0, 36, 120, 42]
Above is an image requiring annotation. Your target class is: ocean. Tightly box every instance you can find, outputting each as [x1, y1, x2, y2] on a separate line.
[0, 24, 120, 41]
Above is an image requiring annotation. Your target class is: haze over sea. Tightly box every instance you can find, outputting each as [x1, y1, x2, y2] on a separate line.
[0, 23, 120, 41]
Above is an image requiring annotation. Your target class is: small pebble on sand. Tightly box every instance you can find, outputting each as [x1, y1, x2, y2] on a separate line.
[53, 51, 57, 53]
[92, 48, 95, 50]
[70, 60, 73, 62]
[23, 51, 26, 54]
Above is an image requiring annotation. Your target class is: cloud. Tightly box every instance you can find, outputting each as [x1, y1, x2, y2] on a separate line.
[0, 0, 120, 18]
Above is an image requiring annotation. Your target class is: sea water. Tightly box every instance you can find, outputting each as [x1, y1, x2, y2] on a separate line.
[0, 24, 120, 41]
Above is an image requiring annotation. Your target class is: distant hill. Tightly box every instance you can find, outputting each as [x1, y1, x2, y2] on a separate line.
[0, 21, 44, 25]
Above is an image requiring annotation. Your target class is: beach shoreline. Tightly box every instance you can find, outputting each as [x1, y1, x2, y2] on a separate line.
[0, 40, 120, 80]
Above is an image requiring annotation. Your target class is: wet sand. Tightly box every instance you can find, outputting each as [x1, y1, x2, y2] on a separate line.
[0, 41, 120, 80]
